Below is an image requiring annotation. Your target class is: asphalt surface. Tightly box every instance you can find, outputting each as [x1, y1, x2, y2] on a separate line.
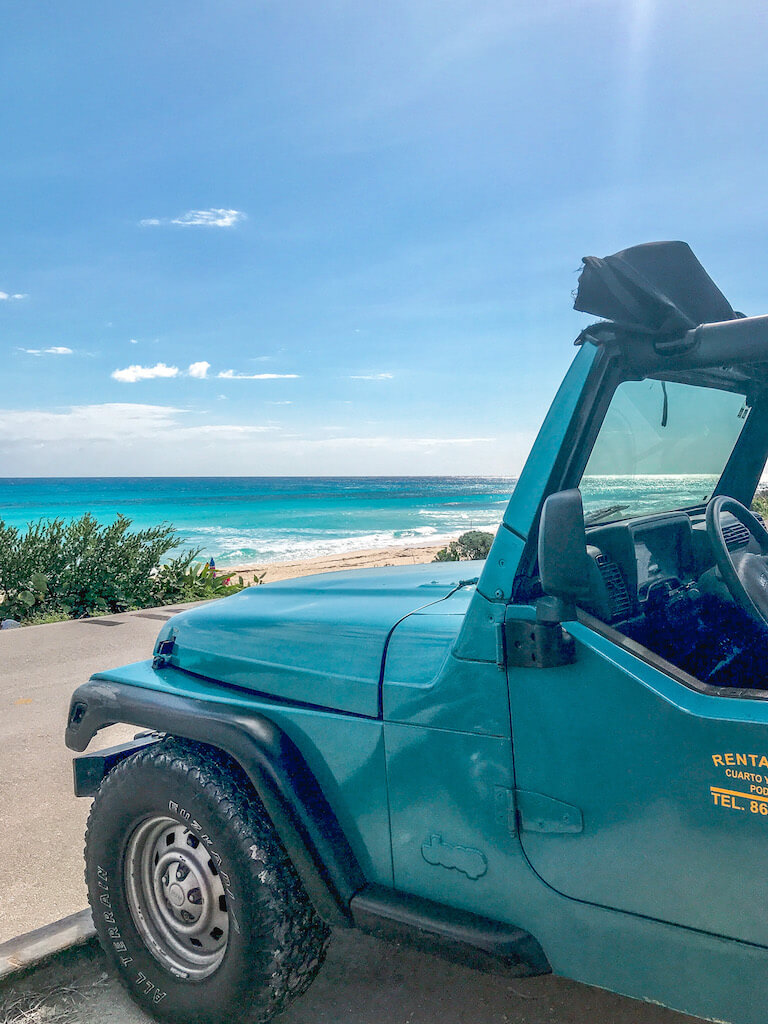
[0, 606, 195, 942]
[0, 930, 700, 1024]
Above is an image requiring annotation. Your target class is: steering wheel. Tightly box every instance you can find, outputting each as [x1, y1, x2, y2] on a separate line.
[706, 495, 768, 627]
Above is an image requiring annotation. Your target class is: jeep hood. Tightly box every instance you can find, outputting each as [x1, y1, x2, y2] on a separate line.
[153, 562, 480, 717]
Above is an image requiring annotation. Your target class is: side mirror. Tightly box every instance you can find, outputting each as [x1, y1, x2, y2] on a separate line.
[538, 489, 591, 621]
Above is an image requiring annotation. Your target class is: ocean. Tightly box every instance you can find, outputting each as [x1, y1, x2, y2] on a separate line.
[0, 474, 721, 567]
[0, 477, 514, 567]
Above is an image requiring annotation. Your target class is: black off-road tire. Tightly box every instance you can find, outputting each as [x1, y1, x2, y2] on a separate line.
[84, 737, 330, 1024]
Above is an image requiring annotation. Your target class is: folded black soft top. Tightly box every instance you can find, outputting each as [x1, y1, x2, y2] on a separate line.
[574, 240, 739, 336]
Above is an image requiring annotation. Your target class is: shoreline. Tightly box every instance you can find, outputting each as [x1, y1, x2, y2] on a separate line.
[225, 540, 452, 585]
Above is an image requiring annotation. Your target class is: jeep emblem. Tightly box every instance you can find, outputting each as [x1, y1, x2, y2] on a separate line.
[421, 834, 488, 880]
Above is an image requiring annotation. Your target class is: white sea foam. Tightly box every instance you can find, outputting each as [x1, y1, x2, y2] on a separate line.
[181, 523, 502, 567]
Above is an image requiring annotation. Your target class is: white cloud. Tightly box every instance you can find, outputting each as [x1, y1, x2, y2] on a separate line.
[0, 291, 27, 301]
[112, 360, 292, 383]
[174, 424, 276, 439]
[349, 372, 394, 381]
[112, 362, 179, 383]
[0, 404, 183, 444]
[174, 209, 244, 227]
[21, 346, 73, 356]
[129, 338, 139, 344]
[218, 370, 299, 380]
[0, 406, 490, 452]
[0, 404, 277, 446]
[140, 209, 246, 228]
[0, 402, 528, 475]
[310, 435, 495, 448]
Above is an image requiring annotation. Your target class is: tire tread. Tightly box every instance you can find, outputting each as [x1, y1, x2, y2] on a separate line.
[85, 737, 330, 1024]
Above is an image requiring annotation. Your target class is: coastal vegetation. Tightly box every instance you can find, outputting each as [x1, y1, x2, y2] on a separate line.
[433, 530, 494, 562]
[0, 514, 245, 625]
[752, 490, 768, 520]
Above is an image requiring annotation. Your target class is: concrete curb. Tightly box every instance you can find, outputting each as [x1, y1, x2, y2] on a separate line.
[0, 910, 95, 981]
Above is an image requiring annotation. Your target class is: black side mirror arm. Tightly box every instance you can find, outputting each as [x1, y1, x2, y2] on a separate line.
[536, 593, 577, 625]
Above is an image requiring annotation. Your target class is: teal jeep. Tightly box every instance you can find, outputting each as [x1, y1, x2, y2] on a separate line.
[67, 242, 768, 1024]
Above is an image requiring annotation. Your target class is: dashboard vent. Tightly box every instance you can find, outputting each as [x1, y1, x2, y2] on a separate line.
[595, 554, 632, 622]
[722, 521, 750, 550]
[721, 513, 764, 550]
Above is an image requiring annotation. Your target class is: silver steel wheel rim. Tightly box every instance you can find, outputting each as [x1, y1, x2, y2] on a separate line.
[124, 816, 229, 979]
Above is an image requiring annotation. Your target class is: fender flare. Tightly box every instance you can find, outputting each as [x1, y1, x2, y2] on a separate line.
[66, 679, 365, 927]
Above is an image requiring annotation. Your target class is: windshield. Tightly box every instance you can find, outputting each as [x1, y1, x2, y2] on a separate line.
[580, 378, 750, 522]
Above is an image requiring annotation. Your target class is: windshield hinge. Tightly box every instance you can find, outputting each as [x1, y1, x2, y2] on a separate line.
[504, 618, 576, 669]
[515, 790, 583, 834]
[495, 623, 506, 670]
[495, 786, 518, 835]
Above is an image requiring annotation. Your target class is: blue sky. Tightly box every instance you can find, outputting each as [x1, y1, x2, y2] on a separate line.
[2, 0, 768, 476]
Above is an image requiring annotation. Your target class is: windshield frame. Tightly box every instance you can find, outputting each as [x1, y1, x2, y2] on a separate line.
[507, 340, 768, 607]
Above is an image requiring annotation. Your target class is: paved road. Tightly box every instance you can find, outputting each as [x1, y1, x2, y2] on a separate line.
[1, 930, 699, 1024]
[0, 606, 195, 942]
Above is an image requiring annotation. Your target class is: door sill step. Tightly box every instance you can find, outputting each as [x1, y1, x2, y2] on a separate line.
[350, 884, 549, 977]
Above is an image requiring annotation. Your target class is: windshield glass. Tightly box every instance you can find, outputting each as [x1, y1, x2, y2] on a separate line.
[580, 378, 750, 522]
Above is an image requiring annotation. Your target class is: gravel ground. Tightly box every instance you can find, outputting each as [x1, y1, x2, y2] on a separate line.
[0, 929, 701, 1024]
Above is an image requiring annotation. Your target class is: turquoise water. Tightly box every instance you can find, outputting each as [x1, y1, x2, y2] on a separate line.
[580, 474, 719, 520]
[0, 477, 514, 566]
[0, 474, 721, 567]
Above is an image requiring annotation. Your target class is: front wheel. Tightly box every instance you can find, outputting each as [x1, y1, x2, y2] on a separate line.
[84, 738, 330, 1024]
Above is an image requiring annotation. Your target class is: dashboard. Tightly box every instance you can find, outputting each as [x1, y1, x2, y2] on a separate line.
[632, 518, 693, 599]
[583, 509, 760, 624]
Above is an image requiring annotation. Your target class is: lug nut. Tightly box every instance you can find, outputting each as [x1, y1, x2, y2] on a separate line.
[187, 888, 203, 905]
[176, 864, 189, 881]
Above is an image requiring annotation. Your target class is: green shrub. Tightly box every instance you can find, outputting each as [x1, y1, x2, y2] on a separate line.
[152, 556, 247, 604]
[0, 514, 183, 622]
[433, 530, 494, 562]
[752, 490, 768, 519]
[25, 608, 72, 626]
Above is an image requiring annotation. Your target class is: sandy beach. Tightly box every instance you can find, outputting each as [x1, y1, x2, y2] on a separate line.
[227, 540, 453, 586]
